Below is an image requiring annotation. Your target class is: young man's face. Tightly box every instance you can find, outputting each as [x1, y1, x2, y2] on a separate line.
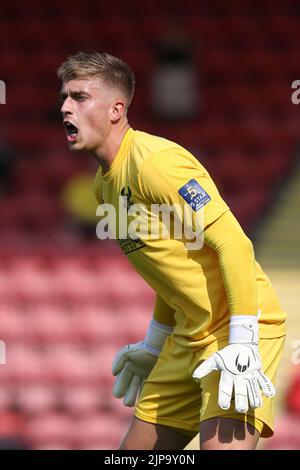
[60, 77, 118, 153]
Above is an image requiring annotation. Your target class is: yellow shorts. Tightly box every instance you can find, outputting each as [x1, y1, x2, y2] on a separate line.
[135, 334, 285, 438]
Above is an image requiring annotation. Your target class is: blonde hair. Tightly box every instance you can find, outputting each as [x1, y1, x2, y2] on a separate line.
[57, 52, 135, 107]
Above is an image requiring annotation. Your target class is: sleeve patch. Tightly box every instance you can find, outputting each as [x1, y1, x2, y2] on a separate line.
[178, 179, 211, 211]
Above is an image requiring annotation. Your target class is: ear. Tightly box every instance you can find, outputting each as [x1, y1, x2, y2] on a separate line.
[110, 100, 125, 123]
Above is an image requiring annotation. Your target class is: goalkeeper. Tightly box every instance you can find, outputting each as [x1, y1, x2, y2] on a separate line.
[58, 52, 286, 450]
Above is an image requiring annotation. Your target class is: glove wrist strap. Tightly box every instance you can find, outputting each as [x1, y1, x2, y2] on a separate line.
[144, 319, 173, 356]
[229, 314, 259, 345]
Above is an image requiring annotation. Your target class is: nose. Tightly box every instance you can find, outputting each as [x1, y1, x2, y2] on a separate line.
[61, 96, 73, 115]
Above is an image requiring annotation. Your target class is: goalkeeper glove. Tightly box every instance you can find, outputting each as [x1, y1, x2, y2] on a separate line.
[112, 319, 173, 407]
[192, 314, 275, 413]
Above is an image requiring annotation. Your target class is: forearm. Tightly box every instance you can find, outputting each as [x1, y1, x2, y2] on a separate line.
[204, 210, 258, 316]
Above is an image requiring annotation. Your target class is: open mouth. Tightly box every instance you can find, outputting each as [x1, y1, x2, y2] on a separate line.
[64, 121, 78, 141]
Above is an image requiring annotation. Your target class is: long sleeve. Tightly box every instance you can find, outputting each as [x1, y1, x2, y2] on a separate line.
[153, 294, 176, 327]
[204, 210, 258, 316]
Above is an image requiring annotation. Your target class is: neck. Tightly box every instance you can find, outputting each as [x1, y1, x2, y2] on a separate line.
[92, 120, 130, 170]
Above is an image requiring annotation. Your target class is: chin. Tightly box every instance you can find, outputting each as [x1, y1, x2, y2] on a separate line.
[69, 142, 85, 152]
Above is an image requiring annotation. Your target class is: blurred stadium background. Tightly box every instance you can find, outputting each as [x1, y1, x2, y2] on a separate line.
[0, 0, 299, 450]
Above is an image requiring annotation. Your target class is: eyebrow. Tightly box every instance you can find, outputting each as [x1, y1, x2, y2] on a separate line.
[60, 90, 91, 101]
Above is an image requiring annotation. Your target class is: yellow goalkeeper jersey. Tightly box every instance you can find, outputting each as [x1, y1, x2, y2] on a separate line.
[94, 128, 286, 349]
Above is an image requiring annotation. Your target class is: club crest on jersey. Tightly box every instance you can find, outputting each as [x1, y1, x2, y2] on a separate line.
[121, 186, 134, 211]
[178, 179, 211, 211]
[119, 186, 146, 254]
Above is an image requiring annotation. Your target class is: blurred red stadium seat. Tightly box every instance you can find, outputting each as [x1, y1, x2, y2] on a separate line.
[24, 412, 73, 448]
[5, 345, 47, 384]
[0, 307, 29, 342]
[16, 385, 58, 413]
[72, 413, 127, 450]
[60, 385, 105, 414]
[28, 307, 72, 344]
[263, 414, 300, 450]
[0, 387, 13, 411]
